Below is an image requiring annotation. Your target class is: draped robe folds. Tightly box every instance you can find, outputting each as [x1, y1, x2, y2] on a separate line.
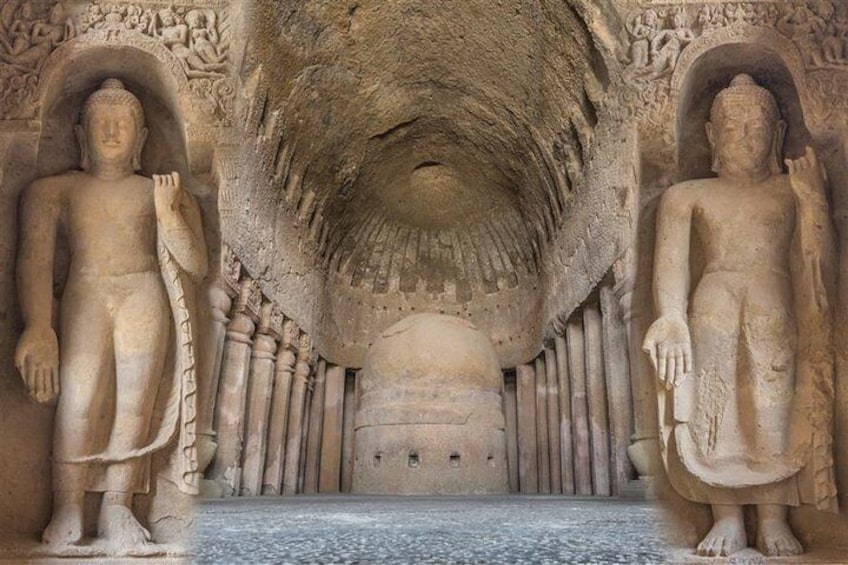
[657, 176, 838, 512]
[59, 188, 204, 496]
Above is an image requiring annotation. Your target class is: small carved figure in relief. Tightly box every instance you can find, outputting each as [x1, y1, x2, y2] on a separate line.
[154, 6, 226, 79]
[2, 1, 35, 57]
[80, 3, 105, 32]
[697, 5, 727, 32]
[0, 0, 21, 35]
[724, 3, 751, 26]
[649, 9, 695, 75]
[643, 75, 838, 557]
[15, 79, 206, 549]
[103, 4, 127, 27]
[186, 9, 228, 72]
[823, 3, 848, 65]
[777, 3, 827, 67]
[626, 8, 659, 70]
[0, 4, 71, 73]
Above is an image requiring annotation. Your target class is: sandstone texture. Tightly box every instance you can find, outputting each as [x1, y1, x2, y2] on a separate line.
[0, 0, 846, 561]
[353, 314, 508, 495]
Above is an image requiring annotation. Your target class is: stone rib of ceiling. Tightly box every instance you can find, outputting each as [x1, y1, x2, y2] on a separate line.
[245, 0, 608, 304]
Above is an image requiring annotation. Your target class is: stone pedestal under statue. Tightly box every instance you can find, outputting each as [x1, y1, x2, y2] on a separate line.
[352, 314, 508, 495]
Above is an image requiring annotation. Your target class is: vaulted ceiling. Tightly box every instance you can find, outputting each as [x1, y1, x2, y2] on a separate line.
[228, 0, 622, 364]
[244, 0, 607, 288]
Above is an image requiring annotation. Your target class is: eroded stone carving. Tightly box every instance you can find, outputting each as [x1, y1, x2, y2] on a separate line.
[15, 78, 207, 551]
[0, 1, 75, 119]
[642, 74, 837, 557]
[620, 2, 848, 130]
[0, 1, 234, 122]
[80, 0, 235, 123]
[353, 314, 509, 495]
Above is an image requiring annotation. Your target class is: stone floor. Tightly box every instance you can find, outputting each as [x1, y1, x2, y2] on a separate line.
[3, 497, 845, 564]
[194, 495, 666, 564]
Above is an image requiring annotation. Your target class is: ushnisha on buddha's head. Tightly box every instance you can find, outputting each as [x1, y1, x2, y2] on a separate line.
[706, 73, 786, 178]
[76, 78, 148, 173]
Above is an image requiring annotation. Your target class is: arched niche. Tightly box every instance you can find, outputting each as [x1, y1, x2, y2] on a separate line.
[675, 42, 810, 182]
[36, 44, 188, 179]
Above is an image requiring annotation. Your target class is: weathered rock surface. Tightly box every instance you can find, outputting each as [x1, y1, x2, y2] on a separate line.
[353, 314, 508, 494]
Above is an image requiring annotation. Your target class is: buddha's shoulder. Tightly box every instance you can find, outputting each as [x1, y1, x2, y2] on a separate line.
[659, 178, 713, 207]
[666, 178, 719, 193]
[24, 171, 88, 201]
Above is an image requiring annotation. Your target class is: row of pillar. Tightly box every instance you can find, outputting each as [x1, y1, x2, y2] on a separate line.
[197, 248, 637, 498]
[503, 289, 635, 495]
[197, 245, 360, 497]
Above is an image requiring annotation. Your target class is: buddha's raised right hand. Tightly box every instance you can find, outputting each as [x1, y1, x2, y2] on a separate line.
[14, 326, 60, 404]
[642, 314, 692, 389]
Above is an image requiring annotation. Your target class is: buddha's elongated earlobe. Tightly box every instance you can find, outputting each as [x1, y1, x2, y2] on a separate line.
[771, 119, 786, 175]
[75, 124, 90, 171]
[133, 127, 148, 171]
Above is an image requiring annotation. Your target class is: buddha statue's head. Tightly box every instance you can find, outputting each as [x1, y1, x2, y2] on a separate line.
[76, 78, 147, 173]
[706, 74, 785, 178]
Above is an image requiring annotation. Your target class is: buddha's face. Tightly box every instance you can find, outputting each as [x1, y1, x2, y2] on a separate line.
[707, 104, 781, 178]
[81, 102, 145, 169]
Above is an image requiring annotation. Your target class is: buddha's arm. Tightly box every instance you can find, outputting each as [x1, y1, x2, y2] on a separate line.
[17, 180, 59, 332]
[643, 185, 693, 387]
[653, 186, 692, 318]
[155, 172, 208, 280]
[15, 179, 61, 403]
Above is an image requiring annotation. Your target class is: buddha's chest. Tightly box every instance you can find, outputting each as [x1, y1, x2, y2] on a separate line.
[693, 183, 795, 246]
[65, 180, 156, 235]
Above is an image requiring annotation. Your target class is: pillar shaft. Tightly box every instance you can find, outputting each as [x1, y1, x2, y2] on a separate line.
[584, 302, 611, 496]
[319, 365, 346, 493]
[196, 278, 232, 473]
[261, 338, 296, 495]
[503, 373, 520, 493]
[340, 371, 357, 493]
[282, 335, 312, 495]
[554, 335, 574, 494]
[600, 284, 635, 495]
[303, 359, 327, 493]
[567, 317, 592, 495]
[545, 346, 562, 494]
[209, 308, 255, 496]
[297, 375, 313, 493]
[516, 363, 538, 493]
[534, 356, 551, 494]
[240, 302, 281, 497]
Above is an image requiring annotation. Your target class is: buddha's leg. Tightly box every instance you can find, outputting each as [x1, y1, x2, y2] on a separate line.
[45, 282, 114, 546]
[98, 275, 168, 545]
[756, 504, 802, 557]
[696, 504, 745, 557]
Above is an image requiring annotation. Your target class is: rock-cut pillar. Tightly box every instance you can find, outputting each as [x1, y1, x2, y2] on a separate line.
[282, 333, 313, 495]
[240, 302, 282, 496]
[262, 319, 298, 495]
[208, 278, 261, 496]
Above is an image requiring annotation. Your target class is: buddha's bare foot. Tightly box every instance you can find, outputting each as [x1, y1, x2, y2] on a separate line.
[97, 503, 151, 548]
[42, 502, 84, 546]
[696, 506, 746, 557]
[757, 519, 803, 557]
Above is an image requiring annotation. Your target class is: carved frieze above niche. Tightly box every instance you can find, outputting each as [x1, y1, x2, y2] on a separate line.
[618, 1, 848, 132]
[0, 0, 234, 123]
